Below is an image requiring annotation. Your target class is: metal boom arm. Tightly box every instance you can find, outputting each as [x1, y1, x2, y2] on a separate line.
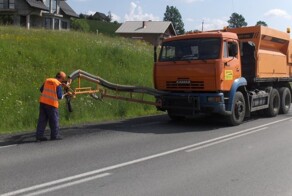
[68, 70, 165, 107]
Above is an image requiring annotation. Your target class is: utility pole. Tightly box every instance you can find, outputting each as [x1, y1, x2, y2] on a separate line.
[201, 20, 204, 32]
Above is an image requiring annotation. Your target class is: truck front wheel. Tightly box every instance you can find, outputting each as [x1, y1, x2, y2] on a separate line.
[279, 87, 291, 114]
[227, 91, 246, 126]
[265, 88, 280, 117]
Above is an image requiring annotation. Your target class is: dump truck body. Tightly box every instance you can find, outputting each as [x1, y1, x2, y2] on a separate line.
[228, 26, 292, 79]
[155, 26, 292, 125]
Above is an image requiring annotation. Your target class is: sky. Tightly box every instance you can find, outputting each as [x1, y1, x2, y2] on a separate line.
[68, 0, 292, 32]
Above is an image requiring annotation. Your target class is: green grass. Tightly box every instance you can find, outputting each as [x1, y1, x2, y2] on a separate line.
[0, 26, 159, 134]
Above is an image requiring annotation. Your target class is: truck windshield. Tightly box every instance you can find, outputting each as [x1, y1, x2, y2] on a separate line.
[159, 38, 221, 62]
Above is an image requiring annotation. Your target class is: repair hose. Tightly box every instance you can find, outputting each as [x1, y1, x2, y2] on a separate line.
[69, 70, 167, 96]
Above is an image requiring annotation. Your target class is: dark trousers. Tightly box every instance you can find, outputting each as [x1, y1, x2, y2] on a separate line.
[36, 103, 60, 139]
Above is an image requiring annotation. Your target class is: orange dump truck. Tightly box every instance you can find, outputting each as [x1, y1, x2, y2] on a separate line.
[154, 26, 292, 125]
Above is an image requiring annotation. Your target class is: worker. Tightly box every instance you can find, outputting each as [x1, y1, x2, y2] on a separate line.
[36, 71, 68, 141]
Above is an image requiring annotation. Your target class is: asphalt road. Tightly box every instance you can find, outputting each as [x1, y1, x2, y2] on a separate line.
[1, 113, 292, 196]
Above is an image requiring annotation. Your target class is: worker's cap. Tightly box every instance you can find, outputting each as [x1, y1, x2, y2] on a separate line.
[56, 71, 67, 80]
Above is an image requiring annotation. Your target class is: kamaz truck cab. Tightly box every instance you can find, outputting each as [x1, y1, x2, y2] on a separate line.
[154, 26, 292, 125]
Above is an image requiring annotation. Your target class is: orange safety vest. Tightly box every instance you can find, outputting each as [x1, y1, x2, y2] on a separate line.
[39, 78, 61, 108]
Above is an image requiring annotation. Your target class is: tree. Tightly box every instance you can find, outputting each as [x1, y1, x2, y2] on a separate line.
[79, 13, 86, 19]
[186, 29, 200, 33]
[228, 12, 247, 28]
[163, 5, 185, 35]
[87, 14, 94, 20]
[106, 11, 112, 22]
[256, 21, 268, 26]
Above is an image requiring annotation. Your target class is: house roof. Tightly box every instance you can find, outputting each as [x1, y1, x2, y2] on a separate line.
[25, 0, 49, 11]
[60, 1, 79, 18]
[115, 21, 176, 35]
[93, 12, 107, 20]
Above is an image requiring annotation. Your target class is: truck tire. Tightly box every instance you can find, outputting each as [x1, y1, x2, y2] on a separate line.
[265, 88, 280, 117]
[279, 87, 291, 114]
[167, 110, 185, 121]
[227, 91, 246, 126]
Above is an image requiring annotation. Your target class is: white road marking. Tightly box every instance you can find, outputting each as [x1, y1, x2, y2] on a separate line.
[22, 173, 111, 196]
[1, 170, 111, 196]
[186, 127, 268, 152]
[2, 117, 292, 196]
[0, 145, 17, 149]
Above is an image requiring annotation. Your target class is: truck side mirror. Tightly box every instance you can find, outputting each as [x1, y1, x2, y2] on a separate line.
[229, 43, 238, 57]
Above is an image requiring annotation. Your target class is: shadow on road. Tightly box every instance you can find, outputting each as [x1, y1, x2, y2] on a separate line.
[0, 113, 264, 146]
[0, 133, 36, 146]
[65, 113, 262, 135]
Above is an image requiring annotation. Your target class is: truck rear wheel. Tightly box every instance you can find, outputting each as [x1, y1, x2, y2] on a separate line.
[227, 91, 246, 126]
[265, 88, 280, 117]
[279, 87, 291, 114]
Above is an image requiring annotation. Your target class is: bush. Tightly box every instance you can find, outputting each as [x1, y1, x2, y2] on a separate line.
[71, 19, 90, 32]
[70, 19, 121, 36]
[0, 15, 13, 25]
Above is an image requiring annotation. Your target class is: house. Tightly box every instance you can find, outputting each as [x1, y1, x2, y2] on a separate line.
[115, 21, 177, 46]
[0, 0, 78, 30]
[93, 12, 108, 21]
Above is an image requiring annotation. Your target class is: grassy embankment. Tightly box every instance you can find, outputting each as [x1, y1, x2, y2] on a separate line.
[0, 26, 158, 134]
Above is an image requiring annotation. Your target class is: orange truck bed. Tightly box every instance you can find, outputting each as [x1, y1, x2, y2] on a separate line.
[228, 26, 292, 78]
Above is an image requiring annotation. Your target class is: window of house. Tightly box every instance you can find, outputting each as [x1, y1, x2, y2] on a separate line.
[20, 15, 26, 26]
[44, 18, 51, 29]
[44, 0, 57, 13]
[44, 0, 49, 8]
[0, 0, 4, 9]
[54, 18, 59, 29]
[61, 21, 68, 29]
[52, 0, 57, 13]
[9, 0, 15, 9]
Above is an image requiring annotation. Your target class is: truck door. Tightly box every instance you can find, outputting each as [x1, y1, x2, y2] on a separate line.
[222, 41, 241, 91]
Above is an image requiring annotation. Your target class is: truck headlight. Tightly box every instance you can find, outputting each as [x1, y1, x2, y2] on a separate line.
[207, 96, 222, 103]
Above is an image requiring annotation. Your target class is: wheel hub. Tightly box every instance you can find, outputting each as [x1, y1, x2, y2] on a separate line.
[235, 101, 244, 119]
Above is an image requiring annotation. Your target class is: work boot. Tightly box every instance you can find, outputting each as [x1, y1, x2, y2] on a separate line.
[36, 137, 48, 142]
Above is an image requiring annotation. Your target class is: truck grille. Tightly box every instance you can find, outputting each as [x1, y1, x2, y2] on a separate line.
[166, 80, 204, 90]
